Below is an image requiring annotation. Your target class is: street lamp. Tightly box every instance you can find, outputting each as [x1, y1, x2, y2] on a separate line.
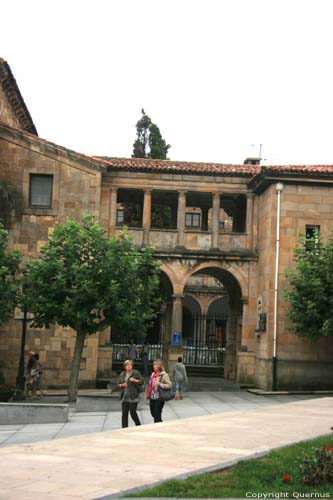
[272, 182, 284, 391]
[15, 271, 29, 399]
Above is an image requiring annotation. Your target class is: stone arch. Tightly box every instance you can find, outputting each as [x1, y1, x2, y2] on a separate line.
[180, 261, 247, 301]
[207, 297, 230, 316]
[183, 294, 202, 316]
[180, 261, 244, 380]
[206, 295, 227, 312]
[160, 263, 177, 296]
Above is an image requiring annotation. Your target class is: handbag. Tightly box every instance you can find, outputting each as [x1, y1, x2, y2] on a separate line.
[159, 386, 175, 401]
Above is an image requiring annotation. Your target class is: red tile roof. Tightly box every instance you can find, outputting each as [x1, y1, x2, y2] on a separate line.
[2, 121, 333, 183]
[95, 156, 260, 176]
[263, 165, 333, 175]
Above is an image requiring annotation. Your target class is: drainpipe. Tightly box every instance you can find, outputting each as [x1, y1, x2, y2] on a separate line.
[272, 182, 284, 391]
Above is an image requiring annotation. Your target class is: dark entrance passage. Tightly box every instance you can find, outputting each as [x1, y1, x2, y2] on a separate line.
[183, 314, 227, 367]
[182, 266, 243, 379]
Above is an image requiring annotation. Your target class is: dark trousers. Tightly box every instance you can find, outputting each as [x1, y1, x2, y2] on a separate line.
[150, 398, 165, 423]
[142, 355, 149, 377]
[121, 402, 141, 428]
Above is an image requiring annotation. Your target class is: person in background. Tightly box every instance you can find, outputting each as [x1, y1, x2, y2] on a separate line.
[141, 340, 150, 377]
[173, 356, 188, 400]
[26, 351, 38, 399]
[118, 359, 144, 428]
[146, 359, 172, 423]
[127, 339, 137, 361]
[34, 353, 45, 397]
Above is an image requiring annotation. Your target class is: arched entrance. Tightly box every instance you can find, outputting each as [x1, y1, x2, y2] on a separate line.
[181, 266, 243, 378]
[110, 270, 173, 364]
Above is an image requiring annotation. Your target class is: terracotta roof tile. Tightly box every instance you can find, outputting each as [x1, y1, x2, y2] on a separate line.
[263, 165, 333, 175]
[3, 121, 333, 182]
[95, 156, 260, 176]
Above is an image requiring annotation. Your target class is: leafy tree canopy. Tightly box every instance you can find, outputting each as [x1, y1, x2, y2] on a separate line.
[132, 109, 170, 160]
[0, 224, 21, 325]
[284, 231, 333, 341]
[26, 216, 162, 400]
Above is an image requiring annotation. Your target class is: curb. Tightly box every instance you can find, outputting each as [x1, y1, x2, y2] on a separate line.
[247, 388, 333, 396]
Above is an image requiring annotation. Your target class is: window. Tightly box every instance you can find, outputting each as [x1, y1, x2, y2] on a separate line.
[219, 221, 225, 231]
[185, 213, 201, 228]
[306, 225, 320, 240]
[116, 209, 124, 225]
[29, 174, 53, 208]
[306, 224, 320, 251]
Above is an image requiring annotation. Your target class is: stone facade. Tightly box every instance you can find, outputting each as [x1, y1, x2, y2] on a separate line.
[1, 59, 333, 390]
[250, 183, 333, 390]
[0, 124, 103, 387]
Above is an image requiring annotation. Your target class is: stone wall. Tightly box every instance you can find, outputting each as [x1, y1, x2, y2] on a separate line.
[254, 183, 333, 390]
[0, 128, 102, 387]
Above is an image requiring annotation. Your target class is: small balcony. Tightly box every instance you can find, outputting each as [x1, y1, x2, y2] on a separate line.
[115, 227, 248, 253]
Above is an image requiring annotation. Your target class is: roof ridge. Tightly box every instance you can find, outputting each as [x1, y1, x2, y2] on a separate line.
[0, 121, 106, 171]
[0, 58, 37, 135]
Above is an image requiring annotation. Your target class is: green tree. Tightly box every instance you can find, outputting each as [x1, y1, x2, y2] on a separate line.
[0, 224, 21, 325]
[132, 109, 152, 158]
[148, 123, 170, 160]
[26, 216, 161, 401]
[284, 231, 333, 341]
[132, 109, 170, 159]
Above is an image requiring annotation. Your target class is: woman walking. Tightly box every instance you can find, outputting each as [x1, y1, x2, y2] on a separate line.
[118, 359, 144, 428]
[146, 359, 172, 423]
[173, 356, 188, 400]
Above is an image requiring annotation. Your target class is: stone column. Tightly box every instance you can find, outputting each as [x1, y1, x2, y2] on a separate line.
[211, 193, 221, 250]
[176, 191, 187, 248]
[171, 294, 183, 335]
[246, 193, 255, 250]
[167, 294, 184, 378]
[109, 188, 118, 237]
[142, 189, 152, 245]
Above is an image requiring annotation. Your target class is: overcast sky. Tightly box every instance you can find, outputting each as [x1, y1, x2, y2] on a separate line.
[1, 0, 333, 165]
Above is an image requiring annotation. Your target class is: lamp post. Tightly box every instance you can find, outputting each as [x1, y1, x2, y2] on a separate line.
[15, 272, 29, 399]
[272, 182, 283, 391]
[16, 302, 28, 394]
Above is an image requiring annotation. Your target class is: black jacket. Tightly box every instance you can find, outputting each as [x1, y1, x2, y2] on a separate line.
[118, 369, 145, 402]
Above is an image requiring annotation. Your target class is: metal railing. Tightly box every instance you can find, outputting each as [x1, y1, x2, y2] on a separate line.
[110, 344, 163, 362]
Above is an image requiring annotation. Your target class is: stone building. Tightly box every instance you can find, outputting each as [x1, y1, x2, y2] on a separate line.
[1, 57, 333, 390]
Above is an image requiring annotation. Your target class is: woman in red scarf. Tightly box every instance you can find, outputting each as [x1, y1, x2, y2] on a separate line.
[146, 359, 172, 423]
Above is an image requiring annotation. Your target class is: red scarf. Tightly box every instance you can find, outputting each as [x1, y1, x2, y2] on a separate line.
[147, 371, 160, 398]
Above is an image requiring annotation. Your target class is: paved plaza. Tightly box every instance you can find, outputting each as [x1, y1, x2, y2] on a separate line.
[0, 391, 327, 447]
[0, 395, 331, 500]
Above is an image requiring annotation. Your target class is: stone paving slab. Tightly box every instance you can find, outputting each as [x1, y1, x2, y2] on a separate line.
[0, 397, 331, 500]
[0, 391, 327, 447]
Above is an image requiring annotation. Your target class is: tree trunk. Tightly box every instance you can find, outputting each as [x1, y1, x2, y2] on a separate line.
[68, 330, 86, 402]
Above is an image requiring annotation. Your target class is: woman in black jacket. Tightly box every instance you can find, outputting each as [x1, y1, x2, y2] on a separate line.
[118, 359, 144, 428]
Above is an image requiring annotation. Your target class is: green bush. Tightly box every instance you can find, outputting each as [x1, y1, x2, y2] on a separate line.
[0, 383, 15, 402]
[299, 444, 333, 486]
